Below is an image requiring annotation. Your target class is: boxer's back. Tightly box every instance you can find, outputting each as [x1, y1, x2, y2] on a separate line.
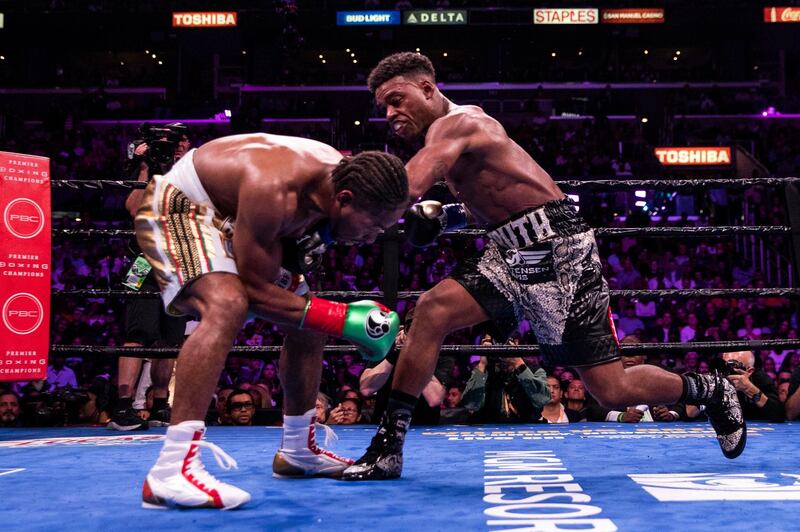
[193, 133, 342, 220]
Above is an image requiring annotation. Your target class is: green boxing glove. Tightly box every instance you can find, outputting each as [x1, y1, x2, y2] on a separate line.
[300, 297, 400, 362]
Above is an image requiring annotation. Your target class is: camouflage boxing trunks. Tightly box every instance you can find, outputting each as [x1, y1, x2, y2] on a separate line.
[449, 198, 621, 367]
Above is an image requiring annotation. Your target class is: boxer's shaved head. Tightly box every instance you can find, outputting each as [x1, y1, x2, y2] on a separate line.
[368, 52, 436, 93]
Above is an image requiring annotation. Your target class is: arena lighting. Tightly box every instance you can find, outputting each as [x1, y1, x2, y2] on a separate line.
[145, 50, 150, 54]
[158, 61, 163, 65]
[761, 106, 779, 117]
[443, 52, 448, 57]
[641, 117, 649, 123]
[673, 56, 678, 61]
[241, 50, 246, 55]
[322, 59, 326, 64]
[224, 109, 232, 118]
[354, 120, 361, 126]
[350, 53, 355, 57]
[151, 54, 157, 59]
[353, 59, 358, 64]
[346, 48, 351, 52]
[551, 52, 557, 57]
[644, 49, 649, 55]
[318, 54, 323, 59]
[675, 50, 681, 55]
[635, 201, 647, 208]
[635, 190, 647, 198]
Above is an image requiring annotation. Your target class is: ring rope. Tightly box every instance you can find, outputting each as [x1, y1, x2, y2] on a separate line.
[51, 176, 800, 190]
[51, 288, 800, 300]
[50, 338, 800, 359]
[52, 225, 793, 238]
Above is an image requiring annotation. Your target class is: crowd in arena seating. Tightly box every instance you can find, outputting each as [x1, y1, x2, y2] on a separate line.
[2, 83, 800, 428]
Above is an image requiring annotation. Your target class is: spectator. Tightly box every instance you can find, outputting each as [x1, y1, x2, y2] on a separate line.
[587, 341, 685, 422]
[721, 350, 784, 422]
[564, 379, 588, 421]
[326, 398, 362, 425]
[316, 392, 331, 424]
[225, 389, 256, 426]
[46, 357, 79, 391]
[785, 367, 800, 421]
[461, 352, 550, 423]
[443, 385, 463, 409]
[0, 391, 22, 427]
[619, 307, 646, 337]
[539, 376, 569, 424]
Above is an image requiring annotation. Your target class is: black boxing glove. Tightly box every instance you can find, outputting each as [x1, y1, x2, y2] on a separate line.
[281, 221, 335, 273]
[404, 201, 468, 248]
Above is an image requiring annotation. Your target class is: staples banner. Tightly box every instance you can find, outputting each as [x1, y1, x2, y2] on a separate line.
[0, 152, 51, 381]
[764, 7, 800, 23]
[534, 8, 599, 24]
[654, 147, 732, 166]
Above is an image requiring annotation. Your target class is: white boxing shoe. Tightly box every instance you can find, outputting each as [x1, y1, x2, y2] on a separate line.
[273, 416, 354, 478]
[142, 421, 251, 510]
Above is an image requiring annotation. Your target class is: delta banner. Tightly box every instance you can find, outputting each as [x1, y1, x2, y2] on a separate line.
[0, 152, 51, 381]
[172, 12, 238, 27]
[534, 8, 599, 25]
[764, 7, 800, 23]
[404, 10, 467, 25]
[654, 147, 733, 166]
[336, 11, 401, 26]
[601, 8, 665, 24]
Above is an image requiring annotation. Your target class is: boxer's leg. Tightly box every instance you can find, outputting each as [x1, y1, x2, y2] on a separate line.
[143, 272, 251, 510]
[272, 329, 354, 478]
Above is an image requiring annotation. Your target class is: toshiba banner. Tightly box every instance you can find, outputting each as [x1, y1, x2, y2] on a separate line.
[172, 12, 238, 27]
[654, 147, 732, 166]
[0, 152, 51, 381]
[764, 7, 800, 23]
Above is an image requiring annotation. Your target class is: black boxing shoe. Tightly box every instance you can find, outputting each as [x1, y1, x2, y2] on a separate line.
[107, 407, 148, 431]
[341, 410, 410, 481]
[683, 371, 746, 459]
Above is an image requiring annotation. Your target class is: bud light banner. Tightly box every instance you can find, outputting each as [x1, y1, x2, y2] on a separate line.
[0, 151, 51, 381]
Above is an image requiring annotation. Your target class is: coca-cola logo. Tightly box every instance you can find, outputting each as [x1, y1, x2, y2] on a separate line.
[781, 8, 800, 21]
[2, 293, 44, 335]
[3, 198, 45, 239]
[765, 7, 800, 23]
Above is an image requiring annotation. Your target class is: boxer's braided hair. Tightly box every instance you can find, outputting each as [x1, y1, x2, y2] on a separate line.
[368, 52, 436, 93]
[332, 151, 408, 214]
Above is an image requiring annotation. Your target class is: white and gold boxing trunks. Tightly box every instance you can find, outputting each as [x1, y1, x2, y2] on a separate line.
[134, 148, 238, 315]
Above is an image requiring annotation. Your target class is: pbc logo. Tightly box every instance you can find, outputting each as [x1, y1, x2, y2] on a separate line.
[4, 198, 45, 239]
[629, 473, 800, 501]
[365, 309, 392, 339]
[2, 293, 44, 335]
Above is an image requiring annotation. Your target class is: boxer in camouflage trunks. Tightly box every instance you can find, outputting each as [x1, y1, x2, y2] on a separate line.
[343, 52, 746, 482]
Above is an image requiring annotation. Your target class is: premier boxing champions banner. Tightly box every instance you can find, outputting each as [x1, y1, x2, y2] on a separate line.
[0, 152, 51, 381]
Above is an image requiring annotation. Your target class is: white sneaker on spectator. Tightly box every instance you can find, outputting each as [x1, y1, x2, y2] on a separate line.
[142, 421, 250, 510]
[272, 410, 354, 478]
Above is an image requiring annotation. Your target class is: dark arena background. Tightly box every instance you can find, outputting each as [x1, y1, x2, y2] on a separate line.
[1, 1, 800, 530]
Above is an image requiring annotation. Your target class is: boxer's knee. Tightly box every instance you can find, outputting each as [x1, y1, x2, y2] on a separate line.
[192, 285, 249, 338]
[413, 289, 460, 338]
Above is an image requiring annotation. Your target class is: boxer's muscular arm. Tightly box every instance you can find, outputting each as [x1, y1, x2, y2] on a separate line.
[233, 176, 307, 329]
[406, 114, 480, 200]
